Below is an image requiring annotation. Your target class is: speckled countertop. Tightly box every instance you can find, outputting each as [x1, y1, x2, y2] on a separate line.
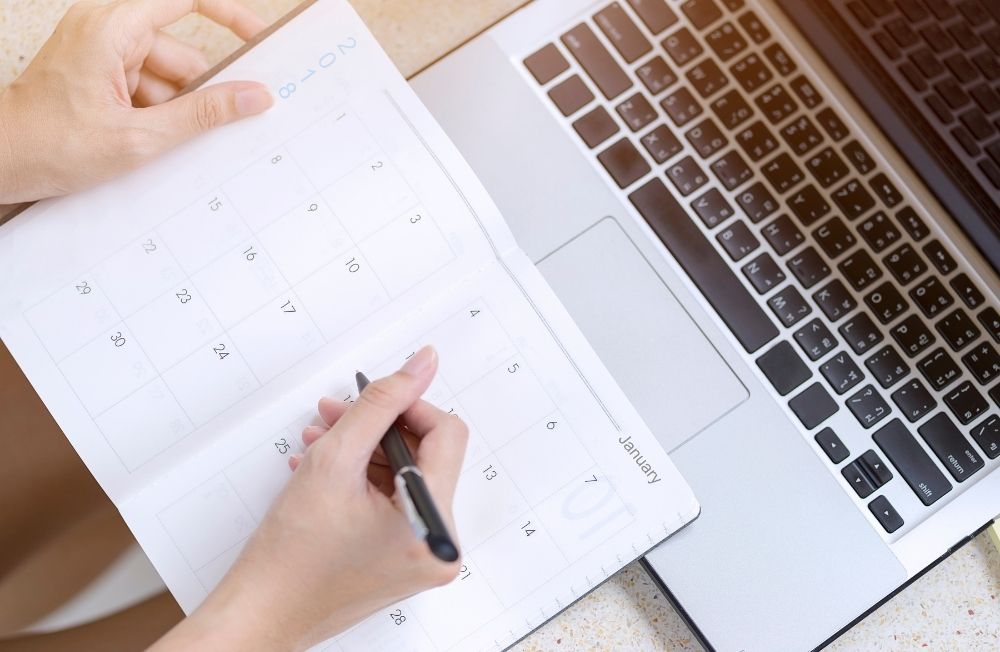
[3, 0, 1000, 649]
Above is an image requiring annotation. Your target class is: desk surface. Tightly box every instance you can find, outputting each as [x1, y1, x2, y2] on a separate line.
[3, 0, 1000, 648]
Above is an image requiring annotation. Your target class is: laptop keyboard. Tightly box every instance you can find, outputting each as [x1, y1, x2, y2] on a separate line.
[522, 0, 1000, 536]
[833, 0, 1000, 191]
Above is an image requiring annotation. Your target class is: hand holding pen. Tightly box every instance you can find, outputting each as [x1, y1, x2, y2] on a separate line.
[206, 346, 466, 648]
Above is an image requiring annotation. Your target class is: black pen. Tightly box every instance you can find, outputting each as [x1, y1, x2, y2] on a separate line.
[355, 371, 459, 563]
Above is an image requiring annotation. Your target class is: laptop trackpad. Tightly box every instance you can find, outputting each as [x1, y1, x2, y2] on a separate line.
[538, 218, 748, 452]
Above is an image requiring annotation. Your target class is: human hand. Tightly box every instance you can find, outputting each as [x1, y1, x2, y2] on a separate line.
[153, 346, 469, 651]
[0, 0, 274, 205]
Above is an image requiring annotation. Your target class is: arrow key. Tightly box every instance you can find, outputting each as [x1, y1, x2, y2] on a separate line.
[860, 449, 894, 487]
[815, 427, 849, 463]
[842, 461, 875, 498]
[869, 495, 904, 533]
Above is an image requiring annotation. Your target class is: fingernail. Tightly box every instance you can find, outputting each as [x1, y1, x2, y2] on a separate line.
[401, 346, 436, 377]
[235, 86, 274, 116]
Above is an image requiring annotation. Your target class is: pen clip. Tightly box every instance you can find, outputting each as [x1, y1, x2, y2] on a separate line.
[394, 466, 429, 539]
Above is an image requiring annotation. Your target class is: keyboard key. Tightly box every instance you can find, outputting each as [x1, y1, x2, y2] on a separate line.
[562, 23, 632, 100]
[895, 206, 929, 241]
[662, 27, 704, 66]
[926, 94, 954, 123]
[884, 244, 927, 285]
[814, 279, 858, 322]
[897, 0, 929, 23]
[787, 185, 831, 227]
[961, 342, 1000, 385]
[790, 382, 840, 428]
[637, 56, 679, 95]
[935, 78, 971, 110]
[730, 53, 774, 93]
[944, 380, 989, 424]
[616, 92, 658, 131]
[866, 345, 911, 388]
[736, 121, 779, 162]
[706, 22, 747, 61]
[840, 312, 885, 355]
[661, 86, 703, 126]
[813, 217, 856, 259]
[686, 59, 729, 98]
[952, 125, 979, 155]
[958, 107, 994, 140]
[957, 0, 991, 25]
[666, 156, 709, 195]
[858, 212, 902, 253]
[795, 318, 838, 361]
[717, 220, 759, 260]
[787, 247, 831, 288]
[629, 178, 779, 352]
[848, 384, 893, 428]
[950, 272, 986, 310]
[721, 0, 745, 9]
[937, 308, 981, 351]
[922, 240, 957, 274]
[548, 75, 594, 116]
[860, 449, 894, 486]
[627, 0, 679, 34]
[842, 140, 877, 175]
[925, 0, 957, 20]
[681, 0, 723, 30]
[842, 461, 876, 498]
[821, 350, 865, 394]
[874, 32, 902, 60]
[767, 285, 812, 327]
[969, 84, 1000, 114]
[847, 1, 877, 27]
[737, 10, 770, 44]
[524, 43, 569, 84]
[891, 314, 936, 357]
[782, 117, 824, 156]
[761, 153, 805, 194]
[918, 348, 962, 390]
[874, 419, 951, 506]
[789, 74, 822, 109]
[817, 107, 850, 141]
[869, 495, 904, 533]
[947, 22, 980, 50]
[574, 106, 620, 148]
[839, 250, 883, 291]
[737, 182, 779, 223]
[892, 378, 938, 422]
[641, 123, 683, 162]
[899, 61, 928, 92]
[946, 53, 980, 84]
[816, 426, 849, 463]
[832, 179, 876, 221]
[711, 150, 754, 189]
[865, 281, 909, 324]
[910, 48, 946, 78]
[909, 277, 954, 318]
[742, 252, 786, 294]
[763, 43, 796, 76]
[686, 118, 728, 157]
[885, 17, 919, 48]
[761, 215, 804, 255]
[596, 3, 652, 63]
[978, 307, 1000, 343]
[972, 51, 1000, 80]
[691, 187, 735, 227]
[757, 340, 812, 395]
[862, 0, 893, 17]
[755, 84, 798, 124]
[970, 415, 1000, 459]
[868, 173, 904, 208]
[710, 90, 753, 129]
[598, 138, 651, 188]
[980, 160, 1000, 190]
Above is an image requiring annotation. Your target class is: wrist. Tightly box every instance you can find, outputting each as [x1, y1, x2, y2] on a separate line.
[0, 89, 21, 204]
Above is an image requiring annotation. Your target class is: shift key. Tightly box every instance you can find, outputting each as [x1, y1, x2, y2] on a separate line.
[562, 24, 632, 100]
[874, 419, 952, 506]
[918, 413, 983, 482]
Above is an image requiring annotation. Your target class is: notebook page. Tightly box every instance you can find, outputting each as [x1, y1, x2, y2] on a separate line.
[0, 0, 514, 501]
[121, 254, 698, 651]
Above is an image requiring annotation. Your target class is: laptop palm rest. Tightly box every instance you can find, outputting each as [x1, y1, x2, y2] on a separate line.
[538, 218, 747, 452]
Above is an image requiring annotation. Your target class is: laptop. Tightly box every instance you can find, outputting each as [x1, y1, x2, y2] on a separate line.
[411, 0, 1000, 649]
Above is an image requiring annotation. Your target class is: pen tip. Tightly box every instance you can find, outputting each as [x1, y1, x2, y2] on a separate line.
[355, 370, 369, 388]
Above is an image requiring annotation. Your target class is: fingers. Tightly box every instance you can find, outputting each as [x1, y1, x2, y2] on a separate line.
[140, 80, 272, 153]
[122, 0, 268, 41]
[407, 406, 468, 499]
[321, 347, 437, 470]
[317, 396, 350, 428]
[144, 32, 209, 88]
[133, 69, 180, 107]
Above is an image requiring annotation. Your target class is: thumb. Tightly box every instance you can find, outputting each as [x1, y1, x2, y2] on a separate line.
[142, 80, 273, 152]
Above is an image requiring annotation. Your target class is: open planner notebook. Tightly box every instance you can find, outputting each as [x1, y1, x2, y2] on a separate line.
[0, 0, 699, 649]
